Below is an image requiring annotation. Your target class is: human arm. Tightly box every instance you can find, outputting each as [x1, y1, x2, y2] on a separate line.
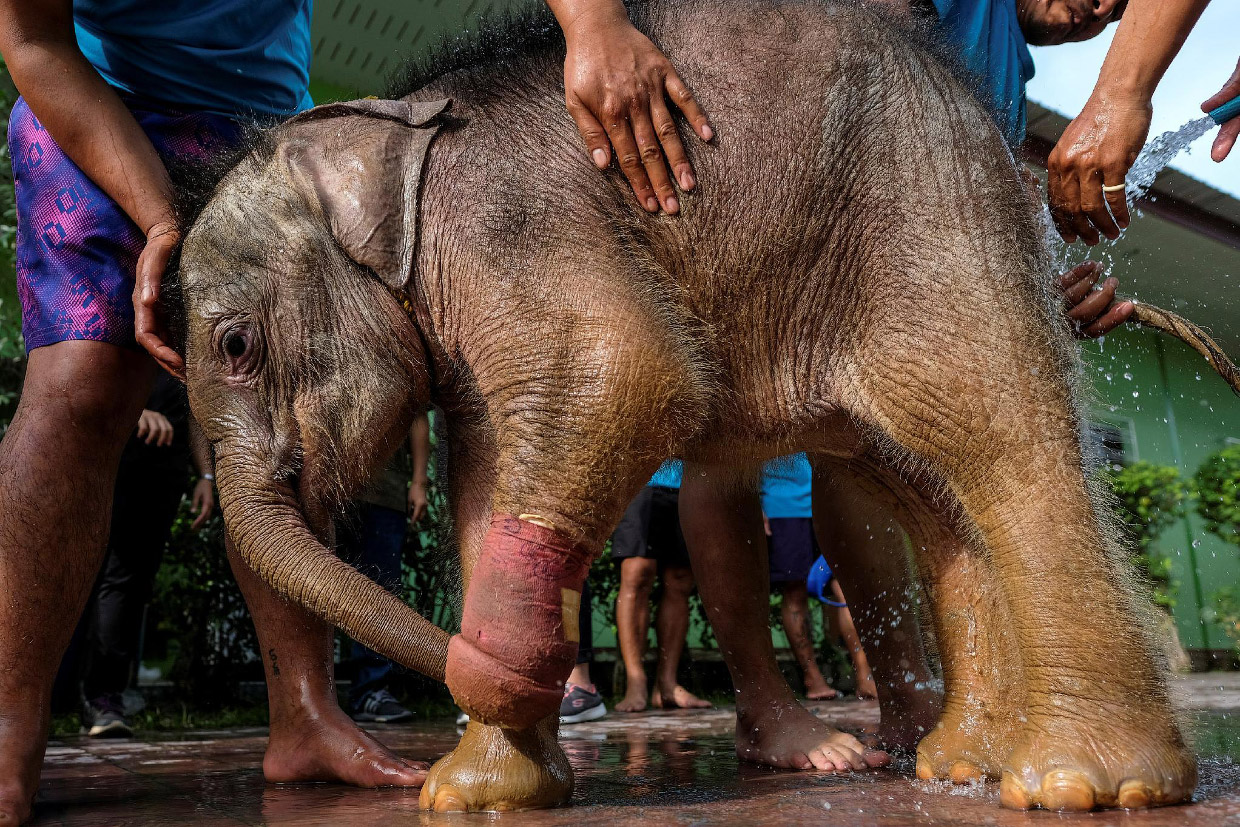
[0, 0, 184, 373]
[188, 417, 216, 530]
[545, 0, 712, 215]
[1047, 0, 1212, 245]
[408, 410, 430, 524]
[136, 409, 175, 447]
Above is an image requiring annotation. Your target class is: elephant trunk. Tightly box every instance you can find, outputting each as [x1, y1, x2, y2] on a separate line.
[217, 450, 449, 681]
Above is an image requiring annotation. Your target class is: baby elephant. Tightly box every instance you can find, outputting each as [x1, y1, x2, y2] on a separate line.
[176, 0, 1194, 814]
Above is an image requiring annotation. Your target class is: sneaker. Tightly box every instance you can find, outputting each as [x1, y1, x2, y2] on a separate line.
[559, 683, 607, 724]
[351, 688, 414, 723]
[82, 695, 133, 738]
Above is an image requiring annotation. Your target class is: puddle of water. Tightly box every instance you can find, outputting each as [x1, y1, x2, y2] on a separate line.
[32, 699, 1240, 825]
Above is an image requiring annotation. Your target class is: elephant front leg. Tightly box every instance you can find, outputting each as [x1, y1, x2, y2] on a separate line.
[418, 430, 579, 812]
[871, 406, 1194, 808]
[420, 718, 572, 812]
[423, 340, 684, 811]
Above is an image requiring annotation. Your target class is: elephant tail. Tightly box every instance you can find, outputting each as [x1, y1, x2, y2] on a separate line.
[1126, 299, 1240, 398]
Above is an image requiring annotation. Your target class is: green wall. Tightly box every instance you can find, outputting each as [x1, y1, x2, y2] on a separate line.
[1083, 326, 1240, 650]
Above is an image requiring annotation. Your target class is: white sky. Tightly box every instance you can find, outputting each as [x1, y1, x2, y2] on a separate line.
[1027, 1, 1240, 198]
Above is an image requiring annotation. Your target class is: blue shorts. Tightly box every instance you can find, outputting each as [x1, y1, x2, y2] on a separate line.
[10, 96, 240, 353]
[767, 517, 817, 583]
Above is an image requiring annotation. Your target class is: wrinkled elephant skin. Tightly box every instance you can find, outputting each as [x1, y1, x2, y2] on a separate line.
[175, 0, 1195, 815]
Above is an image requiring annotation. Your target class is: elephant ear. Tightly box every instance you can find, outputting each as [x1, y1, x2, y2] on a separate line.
[279, 97, 451, 295]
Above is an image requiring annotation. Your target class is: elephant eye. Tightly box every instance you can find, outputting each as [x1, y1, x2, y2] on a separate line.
[216, 322, 261, 377]
[224, 330, 247, 359]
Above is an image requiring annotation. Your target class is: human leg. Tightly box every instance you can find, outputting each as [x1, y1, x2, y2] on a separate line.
[650, 563, 709, 709]
[677, 463, 887, 772]
[829, 582, 878, 700]
[768, 517, 835, 700]
[0, 341, 155, 822]
[81, 453, 187, 735]
[779, 582, 836, 700]
[612, 487, 658, 712]
[341, 503, 413, 723]
[561, 581, 606, 723]
[616, 557, 657, 712]
[226, 535, 427, 787]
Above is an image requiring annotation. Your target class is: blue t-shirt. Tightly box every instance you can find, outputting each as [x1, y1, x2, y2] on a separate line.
[74, 0, 314, 120]
[760, 453, 812, 519]
[649, 459, 683, 489]
[931, 0, 1035, 144]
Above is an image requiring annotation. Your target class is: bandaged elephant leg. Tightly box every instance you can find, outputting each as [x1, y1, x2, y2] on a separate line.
[446, 514, 593, 728]
[419, 718, 572, 812]
[679, 464, 889, 772]
[426, 420, 655, 811]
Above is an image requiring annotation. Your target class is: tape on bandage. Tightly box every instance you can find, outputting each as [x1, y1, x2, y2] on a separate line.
[446, 513, 594, 728]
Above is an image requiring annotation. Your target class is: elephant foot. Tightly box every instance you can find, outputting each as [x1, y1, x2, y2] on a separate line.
[419, 718, 572, 812]
[915, 698, 1020, 783]
[736, 701, 890, 771]
[998, 706, 1196, 811]
[264, 704, 429, 787]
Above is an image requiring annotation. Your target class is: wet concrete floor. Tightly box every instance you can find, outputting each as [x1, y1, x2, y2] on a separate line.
[31, 673, 1240, 825]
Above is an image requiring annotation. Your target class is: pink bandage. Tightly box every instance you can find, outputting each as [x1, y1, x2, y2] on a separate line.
[446, 513, 594, 729]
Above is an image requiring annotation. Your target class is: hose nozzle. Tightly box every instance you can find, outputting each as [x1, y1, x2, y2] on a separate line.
[1209, 95, 1240, 126]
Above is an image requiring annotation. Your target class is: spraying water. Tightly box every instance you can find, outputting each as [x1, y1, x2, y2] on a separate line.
[1124, 115, 1216, 201]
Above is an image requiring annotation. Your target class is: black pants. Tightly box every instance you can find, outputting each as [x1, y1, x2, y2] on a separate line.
[80, 452, 187, 700]
[577, 580, 594, 665]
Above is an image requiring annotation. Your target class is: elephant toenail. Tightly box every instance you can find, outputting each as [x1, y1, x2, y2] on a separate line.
[999, 773, 1034, 810]
[432, 784, 469, 812]
[1040, 770, 1097, 811]
[949, 761, 983, 784]
[1117, 779, 1153, 809]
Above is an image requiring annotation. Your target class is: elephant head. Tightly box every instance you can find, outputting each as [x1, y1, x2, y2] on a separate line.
[177, 98, 452, 679]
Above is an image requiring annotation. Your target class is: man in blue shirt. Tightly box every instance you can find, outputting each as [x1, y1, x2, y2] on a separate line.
[0, 3, 422, 822]
[929, 0, 1134, 336]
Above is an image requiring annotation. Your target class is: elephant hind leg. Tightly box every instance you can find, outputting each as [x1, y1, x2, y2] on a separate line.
[810, 454, 1025, 778]
[837, 329, 1195, 810]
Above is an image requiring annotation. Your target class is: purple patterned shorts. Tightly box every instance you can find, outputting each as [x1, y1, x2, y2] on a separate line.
[9, 97, 240, 353]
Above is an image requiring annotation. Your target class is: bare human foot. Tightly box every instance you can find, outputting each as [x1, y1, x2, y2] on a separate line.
[736, 702, 889, 772]
[264, 704, 428, 787]
[651, 684, 711, 709]
[804, 671, 839, 701]
[615, 681, 649, 713]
